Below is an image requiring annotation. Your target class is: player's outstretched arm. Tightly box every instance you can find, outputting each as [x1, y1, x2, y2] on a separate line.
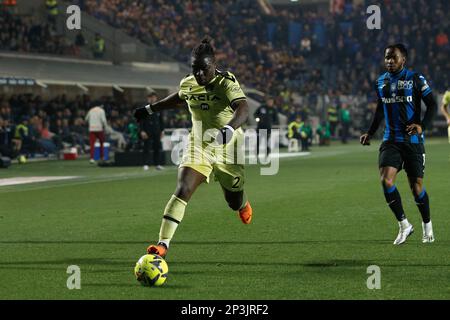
[216, 99, 249, 144]
[361, 100, 384, 145]
[133, 92, 185, 121]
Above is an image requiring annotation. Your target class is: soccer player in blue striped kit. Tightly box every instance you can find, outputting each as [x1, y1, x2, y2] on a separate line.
[360, 44, 437, 245]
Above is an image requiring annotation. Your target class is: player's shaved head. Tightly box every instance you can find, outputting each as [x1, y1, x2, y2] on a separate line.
[385, 43, 408, 58]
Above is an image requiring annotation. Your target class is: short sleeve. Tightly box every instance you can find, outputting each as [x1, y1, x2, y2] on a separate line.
[178, 78, 186, 100]
[223, 74, 246, 105]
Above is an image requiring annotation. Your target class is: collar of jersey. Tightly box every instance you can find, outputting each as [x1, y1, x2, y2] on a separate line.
[388, 67, 405, 78]
[201, 72, 219, 86]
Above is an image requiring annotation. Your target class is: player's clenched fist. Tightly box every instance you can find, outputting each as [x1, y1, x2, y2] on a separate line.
[360, 133, 371, 145]
[133, 104, 153, 121]
[215, 125, 234, 145]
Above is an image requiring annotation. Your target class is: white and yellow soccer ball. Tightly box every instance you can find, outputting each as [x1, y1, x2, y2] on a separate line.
[134, 254, 168, 287]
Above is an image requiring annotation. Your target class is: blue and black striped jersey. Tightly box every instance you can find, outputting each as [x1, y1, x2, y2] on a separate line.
[375, 68, 432, 143]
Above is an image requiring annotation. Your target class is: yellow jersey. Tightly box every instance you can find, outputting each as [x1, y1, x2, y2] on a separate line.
[178, 70, 246, 149]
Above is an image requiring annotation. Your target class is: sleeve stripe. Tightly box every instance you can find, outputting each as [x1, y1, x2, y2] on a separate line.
[230, 97, 246, 105]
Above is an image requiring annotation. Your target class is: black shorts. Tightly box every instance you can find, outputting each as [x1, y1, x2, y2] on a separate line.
[378, 141, 426, 178]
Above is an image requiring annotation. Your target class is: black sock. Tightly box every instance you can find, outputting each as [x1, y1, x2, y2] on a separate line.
[383, 185, 406, 221]
[415, 189, 430, 223]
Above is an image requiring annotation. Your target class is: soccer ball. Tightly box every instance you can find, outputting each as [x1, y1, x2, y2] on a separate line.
[134, 254, 168, 287]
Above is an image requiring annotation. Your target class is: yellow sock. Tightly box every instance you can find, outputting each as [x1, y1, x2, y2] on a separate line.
[158, 195, 187, 248]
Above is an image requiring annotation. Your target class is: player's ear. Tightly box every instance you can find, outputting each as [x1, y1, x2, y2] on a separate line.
[401, 54, 406, 65]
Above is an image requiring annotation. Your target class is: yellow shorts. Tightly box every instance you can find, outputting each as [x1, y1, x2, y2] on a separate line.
[179, 138, 245, 192]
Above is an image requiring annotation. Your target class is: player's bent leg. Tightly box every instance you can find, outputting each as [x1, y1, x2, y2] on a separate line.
[221, 187, 252, 224]
[147, 167, 207, 257]
[214, 163, 252, 224]
[222, 187, 244, 211]
[380, 167, 413, 245]
[408, 177, 434, 243]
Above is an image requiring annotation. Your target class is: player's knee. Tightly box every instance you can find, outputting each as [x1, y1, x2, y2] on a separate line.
[410, 184, 423, 197]
[381, 176, 395, 189]
[174, 184, 194, 200]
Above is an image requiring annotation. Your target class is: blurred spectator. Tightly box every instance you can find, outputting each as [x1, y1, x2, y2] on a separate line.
[299, 119, 312, 151]
[286, 115, 302, 152]
[126, 120, 139, 151]
[75, 31, 86, 47]
[316, 120, 331, 146]
[11, 116, 27, 154]
[339, 103, 351, 144]
[92, 33, 105, 59]
[254, 96, 278, 158]
[70, 117, 88, 153]
[140, 93, 165, 170]
[45, 0, 59, 26]
[85, 102, 107, 163]
[0, 117, 15, 158]
[38, 120, 59, 155]
[73, 30, 86, 56]
[327, 104, 338, 138]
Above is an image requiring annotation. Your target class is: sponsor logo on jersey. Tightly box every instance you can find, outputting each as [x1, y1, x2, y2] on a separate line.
[381, 96, 413, 104]
[397, 80, 413, 90]
[185, 94, 221, 101]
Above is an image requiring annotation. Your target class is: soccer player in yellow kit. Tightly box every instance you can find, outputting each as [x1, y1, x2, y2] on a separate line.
[133, 38, 252, 257]
[440, 90, 450, 143]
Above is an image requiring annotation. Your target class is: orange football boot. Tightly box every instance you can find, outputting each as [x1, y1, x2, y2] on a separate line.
[147, 243, 168, 258]
[238, 201, 253, 224]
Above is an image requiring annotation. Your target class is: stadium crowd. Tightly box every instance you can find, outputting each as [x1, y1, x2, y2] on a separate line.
[84, 0, 449, 98]
[0, 93, 192, 159]
[0, 9, 75, 56]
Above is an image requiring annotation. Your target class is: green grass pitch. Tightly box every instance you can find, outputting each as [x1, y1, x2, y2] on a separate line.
[1, 139, 449, 299]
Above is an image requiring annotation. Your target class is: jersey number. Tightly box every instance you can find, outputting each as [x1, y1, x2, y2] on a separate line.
[232, 177, 240, 188]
